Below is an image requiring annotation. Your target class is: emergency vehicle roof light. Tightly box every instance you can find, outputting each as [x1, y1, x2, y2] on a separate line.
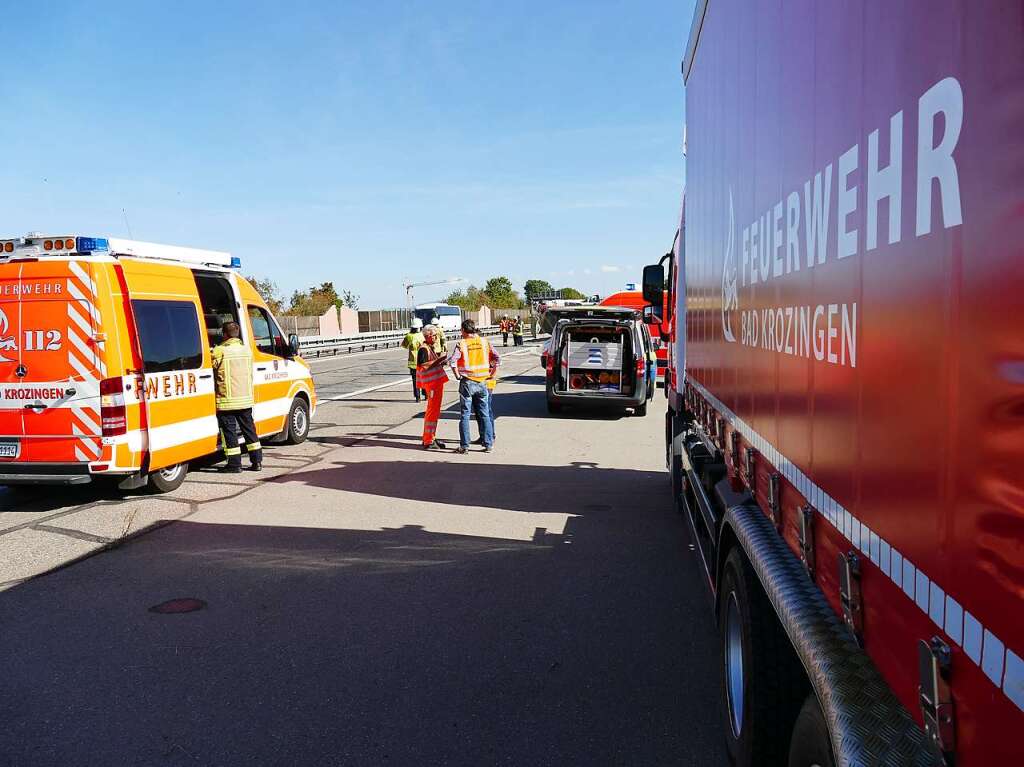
[230, 256, 242, 269]
[76, 237, 109, 254]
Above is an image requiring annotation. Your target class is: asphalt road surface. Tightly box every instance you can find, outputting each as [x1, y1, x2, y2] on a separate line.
[0, 342, 728, 767]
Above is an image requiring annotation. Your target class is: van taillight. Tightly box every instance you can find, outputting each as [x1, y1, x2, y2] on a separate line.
[100, 377, 127, 437]
[636, 357, 646, 376]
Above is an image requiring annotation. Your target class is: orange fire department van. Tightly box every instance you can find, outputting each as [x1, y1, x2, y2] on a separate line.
[0, 234, 316, 492]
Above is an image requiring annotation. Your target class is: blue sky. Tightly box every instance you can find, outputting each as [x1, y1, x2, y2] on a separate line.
[0, 1, 695, 308]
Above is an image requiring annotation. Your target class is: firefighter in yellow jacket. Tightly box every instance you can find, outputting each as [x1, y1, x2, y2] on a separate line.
[212, 321, 263, 473]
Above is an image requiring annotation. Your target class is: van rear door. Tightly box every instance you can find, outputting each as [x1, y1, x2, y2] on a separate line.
[0, 259, 105, 464]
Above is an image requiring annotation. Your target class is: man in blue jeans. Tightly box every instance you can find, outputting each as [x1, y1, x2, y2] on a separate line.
[448, 319, 499, 453]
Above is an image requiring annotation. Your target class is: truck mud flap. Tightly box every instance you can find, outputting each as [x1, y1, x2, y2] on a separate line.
[718, 495, 943, 767]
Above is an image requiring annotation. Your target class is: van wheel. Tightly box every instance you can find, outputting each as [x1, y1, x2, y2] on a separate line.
[788, 694, 835, 767]
[286, 398, 311, 444]
[547, 400, 562, 415]
[719, 547, 806, 766]
[148, 463, 188, 494]
[635, 402, 648, 417]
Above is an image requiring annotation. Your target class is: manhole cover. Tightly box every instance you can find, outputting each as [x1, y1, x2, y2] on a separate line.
[149, 598, 206, 614]
[583, 503, 612, 512]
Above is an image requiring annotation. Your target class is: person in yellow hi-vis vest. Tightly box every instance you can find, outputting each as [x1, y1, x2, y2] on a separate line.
[401, 318, 426, 402]
[212, 321, 262, 473]
[448, 319, 499, 453]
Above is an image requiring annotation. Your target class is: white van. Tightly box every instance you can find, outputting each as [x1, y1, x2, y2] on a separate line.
[414, 303, 463, 334]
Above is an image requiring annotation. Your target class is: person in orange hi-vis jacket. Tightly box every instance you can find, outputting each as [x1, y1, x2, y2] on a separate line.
[416, 325, 450, 450]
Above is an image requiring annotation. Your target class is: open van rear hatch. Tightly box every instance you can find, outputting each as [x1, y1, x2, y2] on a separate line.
[0, 259, 106, 463]
[553, 315, 637, 396]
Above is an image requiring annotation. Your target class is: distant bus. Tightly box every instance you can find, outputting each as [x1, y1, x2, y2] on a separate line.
[414, 303, 463, 334]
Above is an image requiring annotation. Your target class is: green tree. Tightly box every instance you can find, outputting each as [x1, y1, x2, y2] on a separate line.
[340, 290, 360, 309]
[245, 276, 283, 314]
[523, 279, 554, 300]
[482, 276, 523, 308]
[445, 285, 488, 311]
[287, 281, 340, 316]
[559, 287, 587, 300]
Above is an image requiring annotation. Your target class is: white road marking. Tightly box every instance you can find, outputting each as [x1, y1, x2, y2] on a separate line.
[325, 377, 412, 401]
[306, 346, 404, 366]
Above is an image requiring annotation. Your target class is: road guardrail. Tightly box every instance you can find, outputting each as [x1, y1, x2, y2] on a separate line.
[299, 325, 522, 358]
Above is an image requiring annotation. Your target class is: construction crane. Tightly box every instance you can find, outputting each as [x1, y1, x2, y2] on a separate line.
[403, 277, 465, 308]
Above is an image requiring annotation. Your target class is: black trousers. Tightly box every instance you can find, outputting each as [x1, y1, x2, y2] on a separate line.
[218, 408, 263, 467]
[502, 332, 508, 346]
[410, 369, 421, 401]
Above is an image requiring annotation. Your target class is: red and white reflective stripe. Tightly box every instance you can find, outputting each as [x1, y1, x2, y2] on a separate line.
[67, 262, 104, 460]
[67, 261, 105, 378]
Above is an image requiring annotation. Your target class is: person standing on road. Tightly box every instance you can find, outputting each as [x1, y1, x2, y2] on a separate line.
[213, 321, 263, 473]
[449, 319, 498, 453]
[401, 318, 426, 402]
[417, 325, 449, 450]
[512, 317, 524, 346]
[500, 316, 510, 346]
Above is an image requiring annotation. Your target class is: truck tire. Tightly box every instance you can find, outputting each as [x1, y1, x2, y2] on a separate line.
[788, 694, 835, 767]
[719, 546, 806, 767]
[285, 397, 311, 444]
[148, 463, 188, 494]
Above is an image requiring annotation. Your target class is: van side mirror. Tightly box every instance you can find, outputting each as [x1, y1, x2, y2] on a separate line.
[288, 333, 301, 358]
[642, 264, 665, 306]
[642, 305, 662, 325]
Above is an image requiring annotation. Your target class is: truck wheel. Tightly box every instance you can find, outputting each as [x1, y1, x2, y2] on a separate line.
[719, 547, 806, 767]
[286, 398, 311, 444]
[788, 694, 835, 767]
[148, 463, 188, 494]
[547, 400, 562, 415]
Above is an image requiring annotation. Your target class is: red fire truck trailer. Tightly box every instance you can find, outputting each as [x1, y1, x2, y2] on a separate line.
[643, 2, 1023, 765]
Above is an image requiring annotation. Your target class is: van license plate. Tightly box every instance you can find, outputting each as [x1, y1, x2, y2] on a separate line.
[0, 440, 19, 459]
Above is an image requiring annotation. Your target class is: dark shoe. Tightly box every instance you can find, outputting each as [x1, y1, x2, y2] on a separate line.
[482, 446, 492, 453]
[220, 465, 243, 474]
[454, 447, 468, 454]
[249, 463, 263, 472]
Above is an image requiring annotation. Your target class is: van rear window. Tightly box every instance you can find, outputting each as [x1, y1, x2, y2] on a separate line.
[132, 300, 203, 373]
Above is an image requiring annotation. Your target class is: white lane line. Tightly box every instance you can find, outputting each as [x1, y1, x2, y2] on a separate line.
[307, 347, 404, 366]
[325, 377, 412, 401]
[503, 348, 541, 357]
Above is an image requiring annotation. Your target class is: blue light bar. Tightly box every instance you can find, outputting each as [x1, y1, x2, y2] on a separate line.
[76, 237, 109, 253]
[230, 256, 242, 269]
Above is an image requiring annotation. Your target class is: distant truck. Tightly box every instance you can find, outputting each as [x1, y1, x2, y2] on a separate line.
[643, 2, 1023, 766]
[600, 290, 669, 379]
[414, 303, 462, 334]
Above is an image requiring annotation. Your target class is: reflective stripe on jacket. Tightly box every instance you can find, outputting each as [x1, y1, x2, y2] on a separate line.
[457, 336, 492, 382]
[417, 347, 449, 387]
[212, 338, 254, 410]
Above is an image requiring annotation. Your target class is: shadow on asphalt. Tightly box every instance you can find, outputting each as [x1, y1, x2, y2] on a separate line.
[0, 465, 728, 767]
